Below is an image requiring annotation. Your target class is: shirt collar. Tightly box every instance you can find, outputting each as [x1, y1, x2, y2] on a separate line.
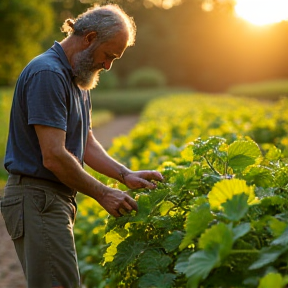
[51, 41, 74, 78]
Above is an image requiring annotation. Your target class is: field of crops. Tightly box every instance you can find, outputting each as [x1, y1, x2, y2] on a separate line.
[75, 93, 288, 288]
[1, 89, 288, 287]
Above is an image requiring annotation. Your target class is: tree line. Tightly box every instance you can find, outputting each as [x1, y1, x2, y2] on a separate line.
[1, 0, 287, 92]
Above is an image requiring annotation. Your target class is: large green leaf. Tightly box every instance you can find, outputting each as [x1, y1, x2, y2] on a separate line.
[208, 178, 259, 210]
[185, 249, 220, 287]
[222, 193, 249, 222]
[149, 187, 171, 207]
[232, 222, 251, 241]
[199, 223, 234, 259]
[111, 238, 146, 271]
[138, 249, 172, 274]
[249, 246, 288, 270]
[244, 165, 275, 188]
[162, 231, 183, 253]
[138, 273, 176, 288]
[272, 227, 288, 246]
[174, 250, 191, 274]
[179, 203, 213, 250]
[228, 139, 261, 172]
[130, 194, 152, 222]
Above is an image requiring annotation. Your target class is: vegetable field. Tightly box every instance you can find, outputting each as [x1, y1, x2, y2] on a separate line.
[75, 94, 288, 288]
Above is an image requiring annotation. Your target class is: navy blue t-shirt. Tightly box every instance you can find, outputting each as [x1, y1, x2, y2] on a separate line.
[4, 41, 91, 183]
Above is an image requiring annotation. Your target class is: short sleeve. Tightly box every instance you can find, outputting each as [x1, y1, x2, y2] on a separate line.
[26, 70, 68, 131]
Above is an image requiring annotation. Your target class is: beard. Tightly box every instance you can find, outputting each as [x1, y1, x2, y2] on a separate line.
[72, 43, 103, 90]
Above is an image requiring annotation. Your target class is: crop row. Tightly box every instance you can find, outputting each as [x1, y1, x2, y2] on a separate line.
[75, 94, 288, 288]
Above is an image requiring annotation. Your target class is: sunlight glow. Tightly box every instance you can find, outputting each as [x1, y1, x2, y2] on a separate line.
[144, 0, 182, 9]
[235, 0, 288, 26]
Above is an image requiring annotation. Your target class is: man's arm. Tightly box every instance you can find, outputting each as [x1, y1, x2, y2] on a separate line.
[84, 130, 163, 189]
[34, 125, 137, 217]
[84, 129, 131, 183]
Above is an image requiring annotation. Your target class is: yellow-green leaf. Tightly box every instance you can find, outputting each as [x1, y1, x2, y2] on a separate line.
[181, 145, 194, 162]
[103, 230, 125, 263]
[159, 201, 175, 216]
[258, 273, 285, 288]
[208, 178, 259, 210]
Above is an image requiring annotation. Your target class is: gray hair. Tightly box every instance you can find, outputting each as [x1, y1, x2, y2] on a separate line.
[61, 4, 136, 46]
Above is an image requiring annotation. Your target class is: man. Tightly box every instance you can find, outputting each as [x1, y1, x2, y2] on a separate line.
[1, 4, 163, 288]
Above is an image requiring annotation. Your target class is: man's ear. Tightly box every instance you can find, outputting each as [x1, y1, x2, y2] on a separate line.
[84, 31, 97, 46]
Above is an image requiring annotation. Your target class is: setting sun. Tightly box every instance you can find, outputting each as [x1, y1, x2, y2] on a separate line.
[235, 0, 288, 26]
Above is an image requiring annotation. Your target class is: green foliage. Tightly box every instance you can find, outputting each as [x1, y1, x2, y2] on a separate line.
[227, 80, 288, 101]
[90, 87, 193, 115]
[258, 272, 288, 288]
[0, 0, 54, 85]
[74, 94, 288, 287]
[1, 0, 287, 91]
[222, 193, 249, 222]
[228, 139, 262, 172]
[126, 67, 167, 89]
[74, 194, 110, 288]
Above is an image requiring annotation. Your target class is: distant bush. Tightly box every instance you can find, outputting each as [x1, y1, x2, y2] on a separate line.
[227, 79, 288, 100]
[97, 71, 120, 90]
[126, 67, 166, 88]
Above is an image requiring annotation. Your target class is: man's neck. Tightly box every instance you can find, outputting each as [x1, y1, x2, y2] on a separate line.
[60, 36, 83, 69]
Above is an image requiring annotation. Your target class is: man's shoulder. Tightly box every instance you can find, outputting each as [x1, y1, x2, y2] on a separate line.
[20, 46, 72, 86]
[26, 48, 64, 75]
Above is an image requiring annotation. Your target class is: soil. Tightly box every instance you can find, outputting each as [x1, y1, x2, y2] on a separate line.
[0, 115, 139, 288]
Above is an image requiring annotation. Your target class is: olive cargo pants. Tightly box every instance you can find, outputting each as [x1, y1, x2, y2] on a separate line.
[0, 174, 81, 288]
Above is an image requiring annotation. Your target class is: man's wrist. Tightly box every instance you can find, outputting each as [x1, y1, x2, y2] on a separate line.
[118, 169, 131, 184]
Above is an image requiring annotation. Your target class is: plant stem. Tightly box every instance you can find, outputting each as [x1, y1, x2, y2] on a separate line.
[230, 249, 259, 254]
[204, 156, 221, 176]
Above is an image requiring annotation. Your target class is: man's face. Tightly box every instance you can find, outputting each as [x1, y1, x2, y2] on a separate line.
[72, 31, 128, 90]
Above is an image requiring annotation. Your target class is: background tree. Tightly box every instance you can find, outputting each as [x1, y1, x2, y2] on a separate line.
[0, 0, 287, 91]
[0, 0, 54, 85]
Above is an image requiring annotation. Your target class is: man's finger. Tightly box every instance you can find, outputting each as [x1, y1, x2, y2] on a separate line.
[122, 201, 133, 212]
[152, 171, 164, 181]
[126, 195, 138, 212]
[113, 209, 123, 218]
[139, 178, 157, 189]
[143, 170, 164, 181]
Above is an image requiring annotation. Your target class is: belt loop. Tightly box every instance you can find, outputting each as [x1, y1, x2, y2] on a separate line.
[9, 174, 22, 185]
[17, 174, 23, 184]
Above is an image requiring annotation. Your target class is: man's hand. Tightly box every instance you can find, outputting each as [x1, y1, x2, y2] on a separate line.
[97, 187, 138, 217]
[122, 170, 164, 190]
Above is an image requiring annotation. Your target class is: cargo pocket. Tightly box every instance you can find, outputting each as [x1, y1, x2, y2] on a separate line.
[0, 195, 24, 240]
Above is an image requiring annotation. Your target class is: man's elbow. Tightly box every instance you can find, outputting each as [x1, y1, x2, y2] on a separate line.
[42, 149, 63, 172]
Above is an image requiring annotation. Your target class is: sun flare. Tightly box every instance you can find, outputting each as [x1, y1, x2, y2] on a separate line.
[235, 0, 288, 26]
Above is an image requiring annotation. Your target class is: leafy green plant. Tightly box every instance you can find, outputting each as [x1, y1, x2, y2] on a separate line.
[75, 94, 288, 287]
[100, 137, 288, 288]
